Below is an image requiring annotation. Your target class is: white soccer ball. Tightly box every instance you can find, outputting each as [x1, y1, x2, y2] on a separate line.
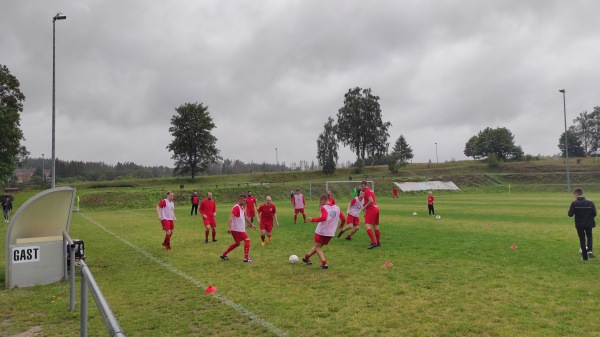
[412, 212, 417, 216]
[289, 255, 299, 264]
[435, 215, 441, 220]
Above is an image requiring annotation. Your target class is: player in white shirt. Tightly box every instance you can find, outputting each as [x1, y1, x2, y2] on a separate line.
[220, 194, 256, 262]
[302, 194, 346, 269]
[337, 190, 365, 240]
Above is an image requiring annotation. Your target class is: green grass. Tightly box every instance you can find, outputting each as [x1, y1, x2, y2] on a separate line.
[3, 187, 600, 336]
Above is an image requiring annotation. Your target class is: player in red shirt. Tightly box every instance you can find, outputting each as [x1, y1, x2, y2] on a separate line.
[220, 194, 256, 262]
[257, 196, 280, 246]
[245, 191, 258, 225]
[428, 191, 435, 216]
[392, 186, 398, 199]
[292, 188, 306, 224]
[200, 192, 217, 243]
[326, 190, 336, 205]
[156, 191, 176, 251]
[361, 180, 381, 249]
[190, 191, 200, 215]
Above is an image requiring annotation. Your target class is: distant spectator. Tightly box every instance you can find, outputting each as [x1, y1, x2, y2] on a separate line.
[3, 196, 13, 223]
[568, 187, 597, 261]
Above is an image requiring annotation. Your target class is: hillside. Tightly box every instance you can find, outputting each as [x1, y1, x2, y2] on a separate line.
[67, 157, 600, 209]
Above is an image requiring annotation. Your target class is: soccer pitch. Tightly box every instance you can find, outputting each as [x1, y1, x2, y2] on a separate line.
[2, 191, 600, 336]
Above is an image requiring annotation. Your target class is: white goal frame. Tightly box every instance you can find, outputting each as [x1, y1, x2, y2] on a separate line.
[326, 180, 374, 193]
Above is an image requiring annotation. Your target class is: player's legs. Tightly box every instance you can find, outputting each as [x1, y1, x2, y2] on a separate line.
[301, 209, 306, 223]
[346, 225, 360, 239]
[314, 242, 326, 266]
[243, 238, 251, 261]
[260, 228, 267, 245]
[577, 228, 588, 260]
[204, 224, 211, 243]
[210, 219, 217, 241]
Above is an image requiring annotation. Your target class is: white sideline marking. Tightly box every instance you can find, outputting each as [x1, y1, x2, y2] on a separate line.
[78, 213, 289, 337]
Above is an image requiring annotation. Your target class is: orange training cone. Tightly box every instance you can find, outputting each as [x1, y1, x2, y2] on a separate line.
[510, 245, 518, 249]
[486, 223, 491, 227]
[205, 285, 217, 294]
[384, 261, 393, 267]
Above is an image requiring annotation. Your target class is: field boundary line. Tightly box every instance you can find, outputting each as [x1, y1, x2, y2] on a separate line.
[78, 213, 289, 337]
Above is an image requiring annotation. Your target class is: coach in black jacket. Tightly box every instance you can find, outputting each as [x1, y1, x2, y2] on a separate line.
[568, 187, 597, 261]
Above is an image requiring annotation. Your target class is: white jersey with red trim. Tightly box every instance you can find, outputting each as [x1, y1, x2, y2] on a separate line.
[347, 197, 364, 217]
[315, 204, 342, 237]
[230, 204, 246, 232]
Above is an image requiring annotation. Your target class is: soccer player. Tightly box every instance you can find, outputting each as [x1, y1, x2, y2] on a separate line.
[245, 191, 258, 225]
[257, 195, 280, 246]
[200, 192, 217, 243]
[157, 191, 176, 251]
[220, 194, 256, 262]
[337, 190, 364, 240]
[190, 191, 200, 215]
[568, 187, 597, 261]
[361, 180, 381, 249]
[302, 194, 346, 269]
[327, 190, 336, 205]
[392, 186, 398, 199]
[292, 188, 306, 224]
[428, 191, 435, 216]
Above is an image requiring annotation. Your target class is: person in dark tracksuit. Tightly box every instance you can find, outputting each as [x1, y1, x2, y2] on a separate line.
[568, 187, 597, 261]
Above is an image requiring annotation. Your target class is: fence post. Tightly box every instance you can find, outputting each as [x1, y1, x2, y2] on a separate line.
[80, 268, 88, 337]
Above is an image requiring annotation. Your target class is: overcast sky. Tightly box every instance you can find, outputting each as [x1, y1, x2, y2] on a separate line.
[2, 0, 599, 167]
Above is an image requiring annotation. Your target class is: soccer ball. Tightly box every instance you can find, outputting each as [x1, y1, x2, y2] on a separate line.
[435, 215, 441, 220]
[289, 255, 299, 264]
[412, 212, 417, 216]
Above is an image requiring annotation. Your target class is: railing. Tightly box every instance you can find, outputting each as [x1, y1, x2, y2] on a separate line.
[63, 232, 126, 337]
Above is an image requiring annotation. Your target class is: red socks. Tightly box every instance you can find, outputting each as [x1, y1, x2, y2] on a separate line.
[205, 230, 209, 241]
[212, 231, 216, 241]
[366, 228, 376, 244]
[224, 242, 240, 255]
[244, 240, 250, 259]
[375, 229, 381, 244]
[165, 233, 172, 244]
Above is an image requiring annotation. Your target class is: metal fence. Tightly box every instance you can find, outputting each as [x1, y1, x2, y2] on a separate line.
[64, 232, 126, 337]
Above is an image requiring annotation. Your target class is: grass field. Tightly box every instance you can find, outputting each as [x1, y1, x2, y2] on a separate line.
[2, 186, 600, 336]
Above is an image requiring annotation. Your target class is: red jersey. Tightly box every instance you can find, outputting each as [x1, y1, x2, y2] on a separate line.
[257, 203, 277, 222]
[200, 198, 216, 218]
[363, 187, 377, 210]
[428, 195, 434, 205]
[245, 196, 257, 212]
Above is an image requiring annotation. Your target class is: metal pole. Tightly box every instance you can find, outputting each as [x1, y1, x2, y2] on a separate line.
[81, 268, 88, 337]
[52, 17, 56, 189]
[560, 89, 571, 192]
[52, 13, 66, 189]
[435, 143, 438, 164]
[275, 147, 278, 166]
[42, 154, 45, 186]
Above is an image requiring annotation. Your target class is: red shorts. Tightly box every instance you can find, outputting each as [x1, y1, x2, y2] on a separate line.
[364, 207, 380, 225]
[231, 231, 249, 243]
[161, 219, 174, 231]
[314, 233, 333, 246]
[246, 209, 256, 217]
[260, 221, 273, 232]
[346, 214, 360, 227]
[294, 208, 305, 214]
[203, 217, 216, 228]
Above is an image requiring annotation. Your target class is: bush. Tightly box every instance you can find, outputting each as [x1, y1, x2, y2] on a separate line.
[487, 153, 500, 168]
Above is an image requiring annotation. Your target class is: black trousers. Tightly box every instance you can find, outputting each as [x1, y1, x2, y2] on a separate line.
[428, 204, 434, 215]
[191, 204, 198, 215]
[576, 227, 593, 259]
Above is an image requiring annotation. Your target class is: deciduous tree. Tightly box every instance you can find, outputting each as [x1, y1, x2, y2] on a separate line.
[167, 102, 220, 181]
[0, 64, 29, 184]
[558, 129, 585, 157]
[316, 116, 339, 174]
[336, 87, 391, 169]
[463, 127, 522, 161]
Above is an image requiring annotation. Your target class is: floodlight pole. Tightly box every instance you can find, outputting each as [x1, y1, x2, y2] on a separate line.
[435, 142, 438, 164]
[42, 154, 45, 187]
[275, 147, 278, 166]
[559, 89, 571, 192]
[52, 13, 67, 189]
